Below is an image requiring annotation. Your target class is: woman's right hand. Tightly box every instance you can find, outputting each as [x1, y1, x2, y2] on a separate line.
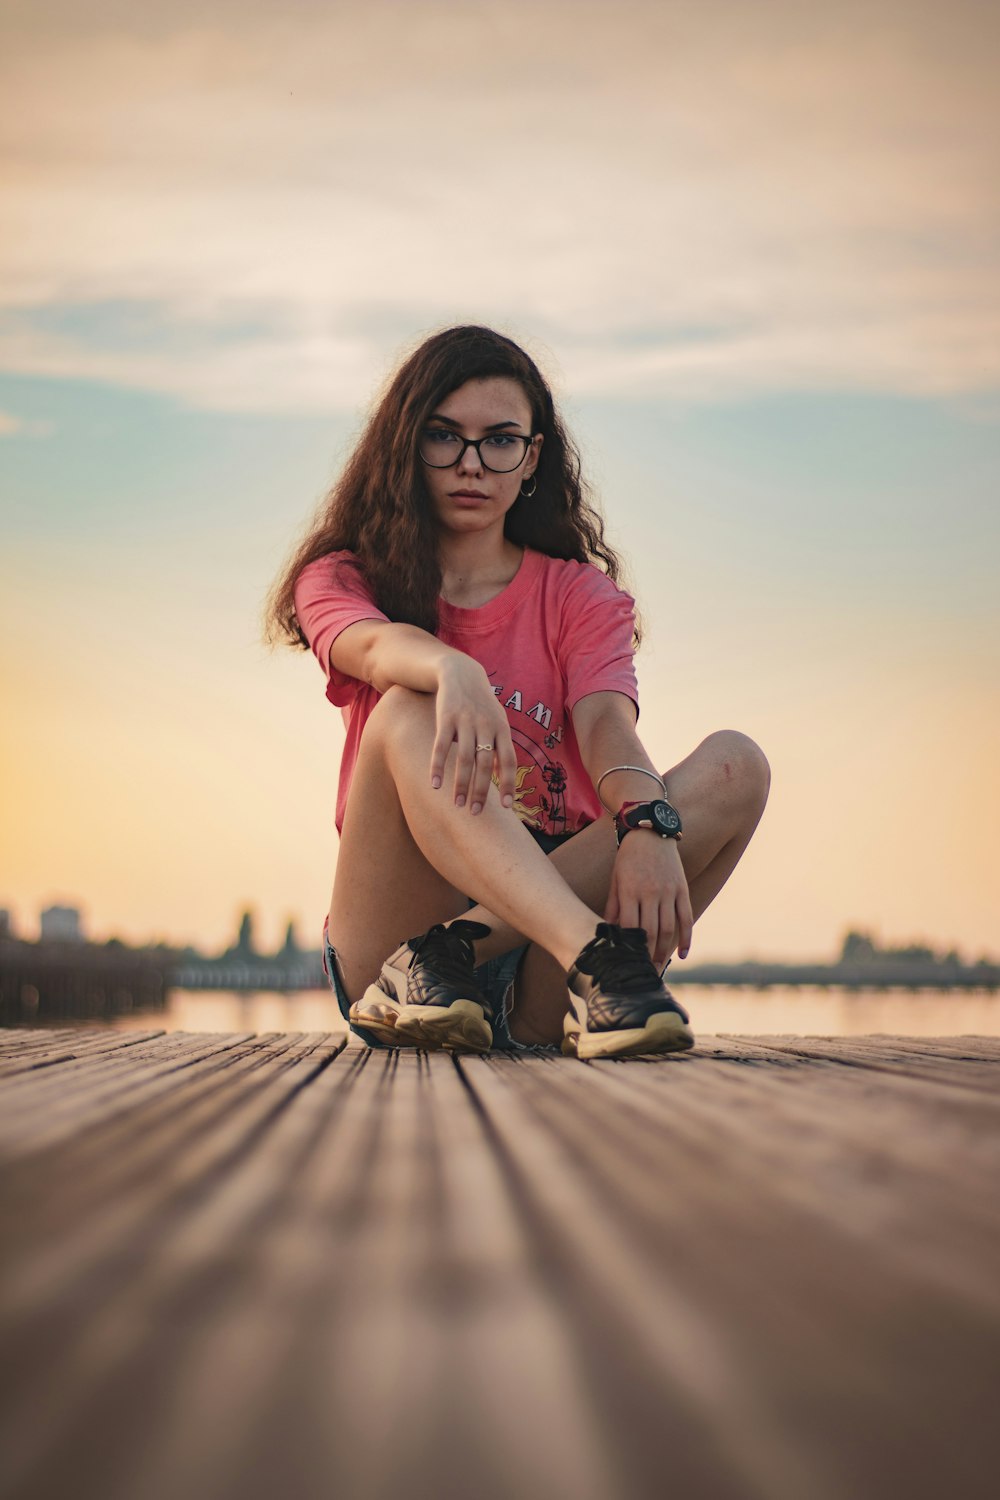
[430, 656, 517, 815]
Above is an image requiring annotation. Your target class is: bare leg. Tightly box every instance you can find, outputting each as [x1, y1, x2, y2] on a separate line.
[327, 685, 607, 1003]
[462, 730, 771, 1043]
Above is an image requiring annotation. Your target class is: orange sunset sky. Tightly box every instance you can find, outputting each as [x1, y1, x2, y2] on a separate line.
[1, 0, 998, 962]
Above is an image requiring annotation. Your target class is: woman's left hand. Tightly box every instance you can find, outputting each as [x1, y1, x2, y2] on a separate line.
[605, 832, 693, 970]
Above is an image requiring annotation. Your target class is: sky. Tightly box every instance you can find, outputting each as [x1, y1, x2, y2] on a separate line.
[1, 0, 998, 962]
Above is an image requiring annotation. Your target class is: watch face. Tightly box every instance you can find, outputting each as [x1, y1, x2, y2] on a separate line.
[653, 802, 680, 834]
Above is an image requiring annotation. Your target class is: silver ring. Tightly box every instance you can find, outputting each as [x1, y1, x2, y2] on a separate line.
[475, 743, 493, 754]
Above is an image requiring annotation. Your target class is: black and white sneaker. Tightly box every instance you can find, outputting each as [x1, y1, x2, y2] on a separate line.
[352, 920, 494, 1053]
[563, 922, 695, 1060]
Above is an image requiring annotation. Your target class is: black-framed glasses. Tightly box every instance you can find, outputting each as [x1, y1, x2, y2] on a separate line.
[419, 428, 533, 474]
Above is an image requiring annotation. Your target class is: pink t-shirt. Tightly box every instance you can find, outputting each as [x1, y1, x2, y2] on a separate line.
[293, 546, 639, 836]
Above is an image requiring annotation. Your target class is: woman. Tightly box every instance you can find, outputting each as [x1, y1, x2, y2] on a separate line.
[265, 326, 769, 1058]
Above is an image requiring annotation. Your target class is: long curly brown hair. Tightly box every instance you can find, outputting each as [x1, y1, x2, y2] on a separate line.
[263, 325, 634, 647]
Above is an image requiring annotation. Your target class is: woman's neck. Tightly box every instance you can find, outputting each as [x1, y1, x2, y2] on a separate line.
[438, 532, 524, 608]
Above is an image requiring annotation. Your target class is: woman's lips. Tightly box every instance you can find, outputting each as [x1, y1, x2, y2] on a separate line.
[450, 490, 489, 505]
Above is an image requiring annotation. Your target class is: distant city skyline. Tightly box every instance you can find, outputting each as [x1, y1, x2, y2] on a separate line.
[0, 900, 307, 960]
[3, 896, 997, 970]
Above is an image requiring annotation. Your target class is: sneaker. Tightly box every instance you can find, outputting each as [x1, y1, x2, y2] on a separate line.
[351, 920, 494, 1053]
[563, 922, 695, 1060]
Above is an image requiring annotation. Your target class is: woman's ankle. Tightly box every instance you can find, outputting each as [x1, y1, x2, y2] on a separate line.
[507, 1009, 563, 1047]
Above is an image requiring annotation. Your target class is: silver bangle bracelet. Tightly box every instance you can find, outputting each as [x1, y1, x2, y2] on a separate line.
[595, 764, 667, 813]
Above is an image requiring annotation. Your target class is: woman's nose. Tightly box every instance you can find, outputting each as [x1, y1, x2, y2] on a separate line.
[456, 440, 484, 474]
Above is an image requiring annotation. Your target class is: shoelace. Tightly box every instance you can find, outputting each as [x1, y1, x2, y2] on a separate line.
[407, 921, 489, 990]
[577, 923, 662, 994]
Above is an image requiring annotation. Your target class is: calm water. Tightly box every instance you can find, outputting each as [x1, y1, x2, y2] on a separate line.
[92, 985, 1000, 1039]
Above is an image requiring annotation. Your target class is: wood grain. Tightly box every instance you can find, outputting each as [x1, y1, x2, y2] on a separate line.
[0, 1028, 998, 1500]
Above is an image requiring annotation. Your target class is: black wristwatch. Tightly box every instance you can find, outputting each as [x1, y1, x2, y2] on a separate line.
[614, 799, 683, 847]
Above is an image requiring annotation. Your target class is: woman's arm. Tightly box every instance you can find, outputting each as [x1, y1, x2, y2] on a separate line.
[331, 618, 457, 695]
[331, 620, 517, 813]
[572, 691, 693, 966]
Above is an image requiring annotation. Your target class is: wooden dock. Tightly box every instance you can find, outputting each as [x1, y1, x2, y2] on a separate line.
[1, 1026, 999, 1500]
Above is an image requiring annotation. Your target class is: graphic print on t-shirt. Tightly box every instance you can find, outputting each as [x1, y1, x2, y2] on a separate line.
[489, 672, 574, 836]
[508, 729, 569, 834]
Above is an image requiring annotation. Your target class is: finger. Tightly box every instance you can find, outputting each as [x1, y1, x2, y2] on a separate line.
[616, 888, 641, 932]
[604, 861, 621, 921]
[656, 898, 676, 967]
[639, 898, 660, 959]
[651, 898, 673, 969]
[677, 886, 694, 960]
[452, 730, 476, 808]
[469, 739, 495, 815]
[649, 905, 666, 970]
[429, 723, 454, 790]
[495, 731, 518, 810]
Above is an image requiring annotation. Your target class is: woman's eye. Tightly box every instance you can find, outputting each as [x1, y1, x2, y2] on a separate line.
[424, 429, 459, 446]
[483, 434, 518, 450]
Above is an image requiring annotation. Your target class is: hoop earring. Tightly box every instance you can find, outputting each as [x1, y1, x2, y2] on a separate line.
[519, 474, 537, 498]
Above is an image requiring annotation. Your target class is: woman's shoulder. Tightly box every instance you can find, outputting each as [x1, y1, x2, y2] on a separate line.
[531, 550, 634, 605]
[294, 548, 371, 598]
[293, 549, 379, 618]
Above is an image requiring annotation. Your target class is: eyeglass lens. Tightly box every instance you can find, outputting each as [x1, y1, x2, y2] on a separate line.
[419, 429, 530, 473]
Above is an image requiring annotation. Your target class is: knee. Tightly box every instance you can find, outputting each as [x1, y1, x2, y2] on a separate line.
[361, 683, 434, 751]
[699, 730, 771, 806]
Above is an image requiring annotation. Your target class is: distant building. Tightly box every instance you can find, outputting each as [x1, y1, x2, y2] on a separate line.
[40, 905, 85, 943]
[235, 910, 256, 958]
[279, 919, 300, 958]
[841, 930, 877, 963]
[0, 908, 13, 940]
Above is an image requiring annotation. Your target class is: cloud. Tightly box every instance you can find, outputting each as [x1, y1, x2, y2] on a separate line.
[0, 0, 997, 412]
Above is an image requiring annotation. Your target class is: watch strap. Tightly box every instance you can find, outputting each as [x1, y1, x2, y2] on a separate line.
[614, 799, 684, 846]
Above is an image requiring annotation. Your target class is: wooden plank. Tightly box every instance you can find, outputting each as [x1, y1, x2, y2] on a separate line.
[724, 1034, 1000, 1095]
[691, 1036, 1000, 1115]
[0, 1034, 345, 1262]
[0, 1034, 344, 1297]
[1, 1033, 999, 1500]
[584, 1051, 1000, 1304]
[0, 1035, 287, 1227]
[116, 1048, 619, 1500]
[0, 1032, 265, 1156]
[283, 1048, 621, 1500]
[0, 1027, 168, 1077]
[593, 1051, 1000, 1309]
[456, 1052, 1000, 1500]
[0, 1037, 357, 1500]
[0, 1027, 105, 1051]
[0, 1029, 93, 1058]
[462, 1052, 851, 1500]
[0, 1047, 620, 1500]
[0, 1029, 340, 1133]
[847, 1034, 1000, 1061]
[653, 1042, 1000, 1192]
[0, 1027, 240, 1093]
[0, 1029, 213, 1103]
